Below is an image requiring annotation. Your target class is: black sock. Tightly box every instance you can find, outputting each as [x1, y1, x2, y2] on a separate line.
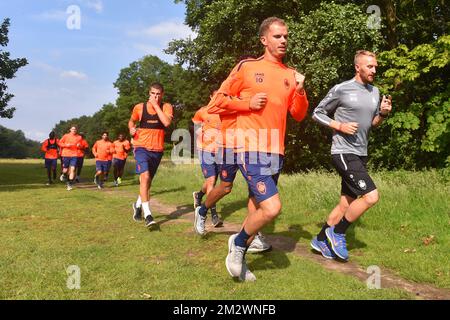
[317, 223, 330, 241]
[334, 217, 352, 234]
[211, 206, 217, 215]
[198, 190, 205, 198]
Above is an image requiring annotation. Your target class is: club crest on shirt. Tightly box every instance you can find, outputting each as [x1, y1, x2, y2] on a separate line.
[284, 79, 290, 90]
[257, 181, 267, 195]
[255, 73, 265, 83]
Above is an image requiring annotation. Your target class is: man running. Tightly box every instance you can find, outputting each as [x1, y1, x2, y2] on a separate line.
[194, 83, 273, 254]
[92, 132, 114, 189]
[112, 133, 131, 187]
[41, 131, 59, 185]
[192, 93, 223, 227]
[75, 133, 89, 183]
[311, 50, 392, 261]
[129, 83, 173, 228]
[203, 17, 309, 281]
[59, 126, 82, 191]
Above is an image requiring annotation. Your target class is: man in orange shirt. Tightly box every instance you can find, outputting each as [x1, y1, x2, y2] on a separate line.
[59, 126, 83, 191]
[204, 17, 309, 281]
[112, 133, 131, 187]
[128, 83, 173, 228]
[92, 132, 114, 189]
[41, 131, 59, 185]
[192, 93, 223, 227]
[75, 133, 89, 183]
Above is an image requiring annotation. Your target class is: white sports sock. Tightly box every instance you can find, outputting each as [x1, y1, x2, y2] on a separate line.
[142, 202, 152, 218]
[136, 196, 142, 208]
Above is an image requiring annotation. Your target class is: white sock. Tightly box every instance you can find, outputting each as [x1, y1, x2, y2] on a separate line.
[136, 196, 142, 208]
[142, 202, 152, 218]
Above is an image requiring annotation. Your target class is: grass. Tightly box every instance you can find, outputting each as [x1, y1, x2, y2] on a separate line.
[0, 158, 447, 299]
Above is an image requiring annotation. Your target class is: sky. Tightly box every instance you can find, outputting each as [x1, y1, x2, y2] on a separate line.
[0, 0, 195, 142]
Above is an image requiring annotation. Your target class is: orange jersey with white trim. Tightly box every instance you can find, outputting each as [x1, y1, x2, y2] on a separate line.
[113, 140, 131, 160]
[207, 57, 309, 155]
[41, 139, 59, 159]
[131, 102, 173, 152]
[192, 107, 221, 153]
[59, 133, 82, 157]
[92, 140, 114, 161]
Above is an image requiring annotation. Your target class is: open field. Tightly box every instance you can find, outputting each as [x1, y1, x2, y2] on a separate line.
[0, 159, 448, 299]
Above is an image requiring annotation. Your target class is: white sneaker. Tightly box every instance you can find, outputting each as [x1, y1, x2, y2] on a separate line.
[247, 232, 272, 254]
[194, 206, 207, 236]
[225, 234, 248, 280]
[60, 174, 66, 182]
[66, 185, 73, 191]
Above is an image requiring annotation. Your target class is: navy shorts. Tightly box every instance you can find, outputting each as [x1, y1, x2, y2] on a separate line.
[238, 152, 284, 204]
[96, 160, 110, 173]
[134, 148, 163, 179]
[113, 158, 127, 170]
[107, 160, 112, 172]
[198, 150, 220, 179]
[45, 158, 57, 169]
[332, 154, 377, 199]
[62, 157, 78, 169]
[76, 157, 84, 168]
[219, 148, 239, 183]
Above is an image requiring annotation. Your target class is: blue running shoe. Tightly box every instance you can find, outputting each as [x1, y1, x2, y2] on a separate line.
[310, 237, 336, 259]
[325, 226, 349, 260]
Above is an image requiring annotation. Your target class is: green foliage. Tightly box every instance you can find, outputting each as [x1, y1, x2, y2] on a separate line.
[0, 125, 40, 158]
[0, 18, 28, 118]
[371, 35, 450, 169]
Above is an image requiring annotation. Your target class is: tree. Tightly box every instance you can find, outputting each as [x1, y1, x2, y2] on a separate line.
[370, 35, 450, 169]
[0, 18, 28, 118]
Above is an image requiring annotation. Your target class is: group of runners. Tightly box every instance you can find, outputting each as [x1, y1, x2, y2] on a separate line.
[41, 17, 393, 282]
[41, 128, 131, 190]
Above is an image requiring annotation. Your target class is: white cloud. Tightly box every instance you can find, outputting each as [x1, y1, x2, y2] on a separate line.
[129, 21, 196, 40]
[60, 70, 88, 80]
[84, 0, 103, 13]
[32, 10, 67, 22]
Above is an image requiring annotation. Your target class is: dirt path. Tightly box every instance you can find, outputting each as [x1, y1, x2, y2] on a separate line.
[81, 183, 450, 300]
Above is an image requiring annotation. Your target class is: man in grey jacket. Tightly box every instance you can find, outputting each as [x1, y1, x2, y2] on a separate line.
[311, 50, 392, 261]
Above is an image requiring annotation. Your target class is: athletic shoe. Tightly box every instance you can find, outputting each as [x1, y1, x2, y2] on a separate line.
[326, 226, 349, 260]
[211, 210, 223, 227]
[75, 177, 80, 183]
[132, 203, 142, 222]
[240, 262, 257, 282]
[66, 184, 73, 191]
[310, 237, 336, 259]
[247, 233, 272, 254]
[113, 180, 119, 187]
[194, 206, 207, 236]
[45, 182, 51, 186]
[225, 234, 248, 280]
[117, 177, 122, 185]
[60, 174, 66, 182]
[192, 191, 202, 209]
[97, 184, 103, 190]
[145, 215, 157, 228]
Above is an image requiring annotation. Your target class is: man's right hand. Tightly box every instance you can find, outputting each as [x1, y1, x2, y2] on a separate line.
[130, 127, 137, 136]
[339, 122, 359, 135]
[250, 93, 268, 111]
